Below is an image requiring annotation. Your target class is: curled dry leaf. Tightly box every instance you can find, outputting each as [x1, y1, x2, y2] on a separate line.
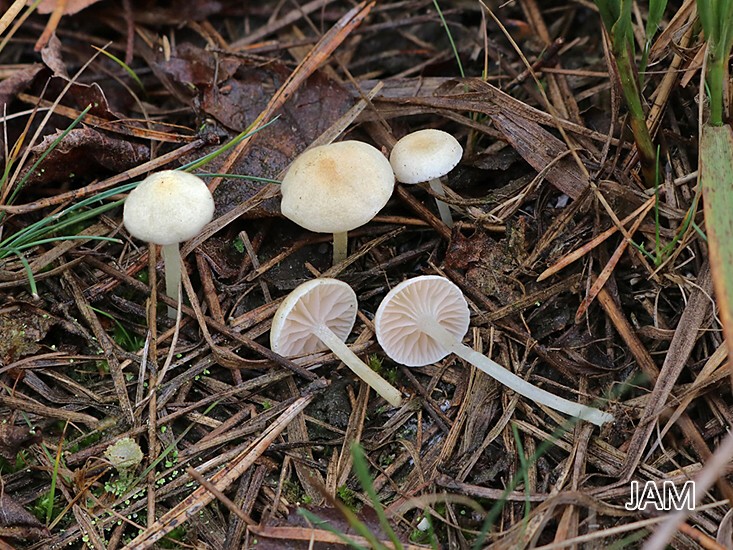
[0, 424, 41, 461]
[19, 127, 148, 186]
[0, 64, 44, 110]
[40, 34, 67, 78]
[0, 494, 48, 541]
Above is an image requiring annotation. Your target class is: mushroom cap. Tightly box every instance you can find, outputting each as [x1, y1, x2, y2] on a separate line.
[271, 278, 357, 357]
[375, 275, 470, 367]
[389, 129, 462, 184]
[123, 170, 215, 246]
[280, 141, 395, 234]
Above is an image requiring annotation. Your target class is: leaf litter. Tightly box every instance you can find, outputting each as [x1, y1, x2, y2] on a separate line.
[0, 1, 729, 549]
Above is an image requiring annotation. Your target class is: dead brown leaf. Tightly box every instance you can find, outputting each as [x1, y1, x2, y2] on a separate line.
[0, 424, 41, 461]
[161, 45, 354, 218]
[19, 127, 148, 186]
[0, 494, 48, 541]
[39, 34, 66, 78]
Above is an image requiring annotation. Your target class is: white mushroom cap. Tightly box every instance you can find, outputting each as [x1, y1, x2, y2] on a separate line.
[389, 129, 462, 184]
[123, 170, 215, 246]
[375, 275, 470, 367]
[271, 278, 357, 357]
[280, 141, 395, 234]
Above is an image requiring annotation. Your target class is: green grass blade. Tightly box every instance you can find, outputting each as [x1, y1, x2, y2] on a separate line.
[697, 0, 733, 125]
[641, 0, 668, 74]
[196, 173, 282, 184]
[0, 198, 125, 254]
[432, 0, 464, 77]
[91, 45, 145, 91]
[700, 125, 733, 360]
[511, 424, 532, 533]
[472, 419, 578, 549]
[350, 442, 403, 550]
[8, 247, 38, 298]
[5, 104, 92, 207]
[180, 116, 280, 172]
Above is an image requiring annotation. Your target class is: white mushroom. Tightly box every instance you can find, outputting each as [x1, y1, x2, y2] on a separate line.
[374, 275, 613, 426]
[389, 129, 462, 228]
[123, 170, 214, 318]
[271, 278, 402, 407]
[280, 141, 395, 264]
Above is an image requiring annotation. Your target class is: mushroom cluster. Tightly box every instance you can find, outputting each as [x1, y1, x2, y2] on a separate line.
[273, 133, 613, 424]
[280, 131, 463, 264]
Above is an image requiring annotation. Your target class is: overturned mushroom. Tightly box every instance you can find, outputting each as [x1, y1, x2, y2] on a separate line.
[374, 275, 612, 426]
[271, 279, 402, 407]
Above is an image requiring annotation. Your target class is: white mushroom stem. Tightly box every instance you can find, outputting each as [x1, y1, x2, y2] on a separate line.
[161, 244, 182, 319]
[314, 324, 403, 407]
[332, 231, 348, 264]
[419, 317, 613, 426]
[428, 178, 453, 228]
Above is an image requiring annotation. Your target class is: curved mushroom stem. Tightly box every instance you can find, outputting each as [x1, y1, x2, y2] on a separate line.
[161, 243, 182, 319]
[315, 324, 403, 407]
[428, 178, 454, 228]
[420, 317, 613, 426]
[332, 231, 348, 265]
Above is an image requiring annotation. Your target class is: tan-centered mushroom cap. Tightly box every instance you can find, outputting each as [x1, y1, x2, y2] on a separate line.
[123, 170, 214, 246]
[375, 275, 470, 367]
[389, 129, 462, 184]
[271, 279, 357, 357]
[280, 141, 395, 234]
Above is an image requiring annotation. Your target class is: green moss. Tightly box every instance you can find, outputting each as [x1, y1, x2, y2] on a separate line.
[281, 479, 306, 505]
[336, 485, 360, 511]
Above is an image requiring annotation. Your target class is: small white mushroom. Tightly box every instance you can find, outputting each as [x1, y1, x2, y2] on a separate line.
[123, 170, 214, 318]
[271, 278, 402, 407]
[374, 275, 613, 426]
[280, 141, 395, 264]
[390, 129, 462, 228]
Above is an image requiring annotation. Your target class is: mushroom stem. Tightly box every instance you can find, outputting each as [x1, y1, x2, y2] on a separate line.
[420, 317, 613, 426]
[428, 178, 453, 228]
[315, 324, 403, 407]
[332, 231, 348, 264]
[161, 243, 182, 319]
